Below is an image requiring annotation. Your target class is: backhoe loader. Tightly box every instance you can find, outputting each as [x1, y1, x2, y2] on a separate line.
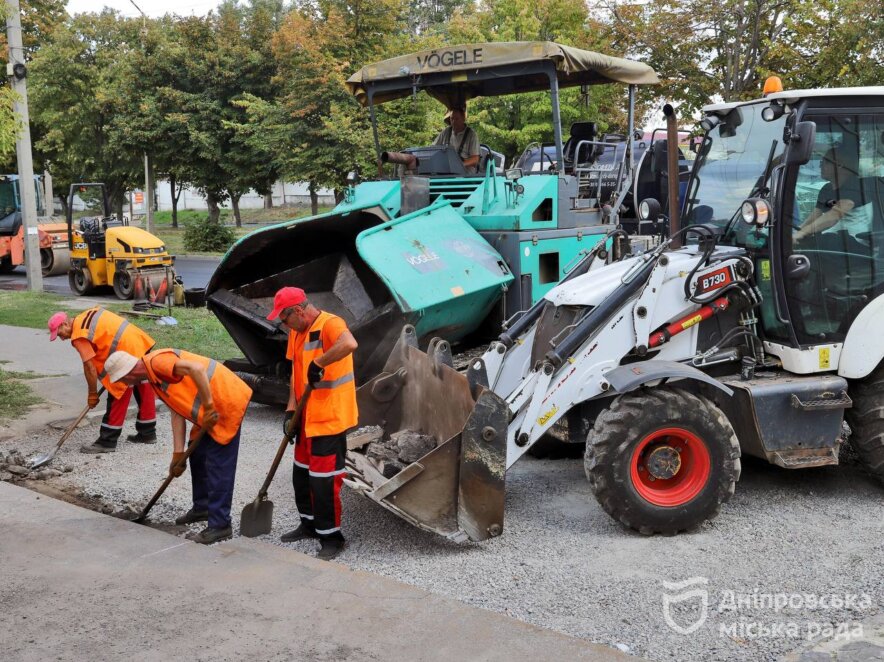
[346, 84, 884, 541]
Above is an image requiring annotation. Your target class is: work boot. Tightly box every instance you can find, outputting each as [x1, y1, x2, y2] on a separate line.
[80, 440, 116, 454]
[280, 524, 317, 543]
[316, 536, 346, 561]
[126, 431, 157, 444]
[174, 508, 209, 525]
[186, 525, 232, 545]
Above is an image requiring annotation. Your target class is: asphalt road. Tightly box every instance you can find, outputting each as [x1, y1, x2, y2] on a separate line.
[0, 255, 221, 299]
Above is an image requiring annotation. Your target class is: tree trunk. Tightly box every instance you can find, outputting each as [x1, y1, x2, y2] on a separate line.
[231, 192, 242, 227]
[57, 193, 68, 219]
[170, 174, 178, 228]
[309, 181, 319, 216]
[115, 198, 125, 224]
[263, 193, 273, 209]
[206, 193, 221, 223]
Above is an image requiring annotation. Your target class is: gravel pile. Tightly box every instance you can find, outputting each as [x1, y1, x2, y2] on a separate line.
[0, 448, 73, 482]
[6, 404, 883, 661]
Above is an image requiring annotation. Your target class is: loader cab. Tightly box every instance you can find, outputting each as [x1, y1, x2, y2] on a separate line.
[683, 89, 884, 362]
[0, 175, 47, 236]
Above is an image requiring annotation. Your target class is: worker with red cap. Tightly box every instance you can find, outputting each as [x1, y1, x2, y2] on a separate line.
[48, 307, 157, 453]
[267, 286, 358, 560]
[103, 347, 253, 544]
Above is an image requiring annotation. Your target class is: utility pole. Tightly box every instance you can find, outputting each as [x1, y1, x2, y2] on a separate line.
[130, 0, 153, 233]
[5, 0, 42, 291]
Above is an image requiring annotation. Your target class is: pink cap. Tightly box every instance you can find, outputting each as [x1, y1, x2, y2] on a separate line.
[47, 311, 68, 341]
[267, 287, 307, 321]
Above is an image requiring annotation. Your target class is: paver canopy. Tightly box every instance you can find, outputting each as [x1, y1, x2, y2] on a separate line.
[345, 41, 660, 108]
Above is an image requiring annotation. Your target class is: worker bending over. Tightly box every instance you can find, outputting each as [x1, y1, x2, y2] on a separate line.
[104, 347, 253, 544]
[48, 307, 157, 453]
[267, 286, 358, 561]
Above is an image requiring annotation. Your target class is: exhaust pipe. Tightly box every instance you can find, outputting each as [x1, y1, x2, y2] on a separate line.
[663, 104, 681, 248]
[380, 151, 420, 171]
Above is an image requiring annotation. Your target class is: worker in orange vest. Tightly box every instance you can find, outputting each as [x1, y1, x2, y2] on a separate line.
[267, 286, 358, 560]
[48, 307, 157, 453]
[104, 347, 253, 544]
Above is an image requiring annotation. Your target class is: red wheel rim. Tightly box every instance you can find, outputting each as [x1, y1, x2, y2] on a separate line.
[629, 427, 711, 507]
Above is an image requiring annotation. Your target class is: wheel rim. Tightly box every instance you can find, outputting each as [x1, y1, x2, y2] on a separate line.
[41, 249, 52, 271]
[630, 427, 711, 507]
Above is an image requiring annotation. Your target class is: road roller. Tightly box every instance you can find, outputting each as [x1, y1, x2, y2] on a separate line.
[66, 182, 176, 299]
[0, 174, 71, 276]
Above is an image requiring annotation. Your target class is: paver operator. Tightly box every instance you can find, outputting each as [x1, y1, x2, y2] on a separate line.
[103, 347, 253, 544]
[48, 307, 157, 453]
[267, 286, 359, 561]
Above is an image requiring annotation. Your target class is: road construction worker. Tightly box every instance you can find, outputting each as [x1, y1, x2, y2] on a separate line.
[267, 286, 358, 561]
[48, 308, 157, 453]
[103, 347, 252, 544]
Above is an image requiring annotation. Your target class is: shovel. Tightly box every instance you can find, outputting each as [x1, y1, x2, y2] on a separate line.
[128, 432, 206, 524]
[30, 387, 106, 469]
[240, 385, 313, 537]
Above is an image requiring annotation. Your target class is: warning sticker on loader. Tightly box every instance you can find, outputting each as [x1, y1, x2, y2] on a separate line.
[537, 405, 559, 426]
[819, 347, 831, 370]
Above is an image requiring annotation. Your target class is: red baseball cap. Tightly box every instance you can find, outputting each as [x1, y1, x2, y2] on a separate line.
[47, 311, 69, 341]
[267, 287, 306, 320]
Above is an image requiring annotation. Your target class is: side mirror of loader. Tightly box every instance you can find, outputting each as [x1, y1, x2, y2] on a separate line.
[785, 121, 816, 166]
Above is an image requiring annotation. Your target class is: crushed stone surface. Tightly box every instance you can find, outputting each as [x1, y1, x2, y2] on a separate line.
[5, 403, 883, 661]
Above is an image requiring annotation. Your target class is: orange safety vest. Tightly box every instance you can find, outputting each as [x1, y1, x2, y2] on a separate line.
[70, 307, 155, 398]
[143, 349, 253, 444]
[290, 311, 358, 437]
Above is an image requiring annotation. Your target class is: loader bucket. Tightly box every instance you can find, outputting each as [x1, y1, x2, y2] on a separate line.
[346, 326, 509, 542]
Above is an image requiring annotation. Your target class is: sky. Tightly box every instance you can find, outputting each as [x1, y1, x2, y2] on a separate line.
[66, 0, 221, 18]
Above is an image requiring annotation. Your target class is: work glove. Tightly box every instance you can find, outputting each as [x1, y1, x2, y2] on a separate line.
[283, 409, 296, 438]
[307, 360, 324, 386]
[202, 402, 219, 433]
[170, 451, 187, 478]
[87, 391, 101, 409]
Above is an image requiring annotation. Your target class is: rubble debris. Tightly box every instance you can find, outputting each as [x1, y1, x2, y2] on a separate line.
[0, 449, 66, 481]
[347, 425, 383, 450]
[390, 430, 436, 464]
[360, 429, 437, 477]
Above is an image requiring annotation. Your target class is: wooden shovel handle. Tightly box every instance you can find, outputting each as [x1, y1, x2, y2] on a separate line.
[257, 385, 314, 499]
[136, 431, 206, 523]
[55, 386, 107, 450]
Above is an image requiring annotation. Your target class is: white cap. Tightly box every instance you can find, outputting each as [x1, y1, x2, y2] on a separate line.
[105, 351, 139, 383]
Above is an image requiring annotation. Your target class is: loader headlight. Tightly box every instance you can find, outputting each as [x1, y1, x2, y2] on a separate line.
[740, 197, 771, 226]
[638, 197, 662, 220]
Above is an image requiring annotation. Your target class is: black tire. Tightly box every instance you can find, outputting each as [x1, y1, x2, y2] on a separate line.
[585, 387, 741, 535]
[0, 255, 15, 273]
[845, 363, 884, 484]
[184, 287, 206, 308]
[40, 248, 53, 274]
[68, 267, 93, 295]
[113, 270, 134, 299]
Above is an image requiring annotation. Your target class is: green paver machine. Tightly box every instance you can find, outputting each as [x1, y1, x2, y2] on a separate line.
[206, 41, 663, 402]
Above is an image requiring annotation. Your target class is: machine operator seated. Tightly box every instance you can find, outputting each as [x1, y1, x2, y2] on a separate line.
[434, 105, 480, 174]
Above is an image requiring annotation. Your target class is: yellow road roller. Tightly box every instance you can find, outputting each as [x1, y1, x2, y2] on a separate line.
[66, 183, 176, 299]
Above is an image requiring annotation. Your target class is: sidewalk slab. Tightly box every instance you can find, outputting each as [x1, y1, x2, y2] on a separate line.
[0, 482, 636, 662]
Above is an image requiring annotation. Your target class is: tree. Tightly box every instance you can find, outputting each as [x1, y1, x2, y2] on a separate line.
[444, 0, 637, 163]
[595, 0, 884, 118]
[27, 10, 143, 219]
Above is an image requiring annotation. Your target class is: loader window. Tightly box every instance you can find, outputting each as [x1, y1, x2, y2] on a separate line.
[784, 112, 884, 344]
[683, 102, 786, 248]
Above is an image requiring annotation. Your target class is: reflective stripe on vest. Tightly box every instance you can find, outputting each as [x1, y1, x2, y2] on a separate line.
[97, 320, 131, 380]
[87, 309, 105, 341]
[314, 372, 354, 389]
[190, 360, 218, 421]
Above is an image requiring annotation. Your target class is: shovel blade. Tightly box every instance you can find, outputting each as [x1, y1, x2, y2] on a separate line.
[240, 498, 273, 538]
[29, 453, 53, 470]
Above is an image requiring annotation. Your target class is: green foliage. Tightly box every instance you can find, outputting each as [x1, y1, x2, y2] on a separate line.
[182, 215, 237, 253]
[0, 366, 42, 421]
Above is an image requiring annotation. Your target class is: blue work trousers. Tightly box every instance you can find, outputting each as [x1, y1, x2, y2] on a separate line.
[189, 427, 240, 529]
